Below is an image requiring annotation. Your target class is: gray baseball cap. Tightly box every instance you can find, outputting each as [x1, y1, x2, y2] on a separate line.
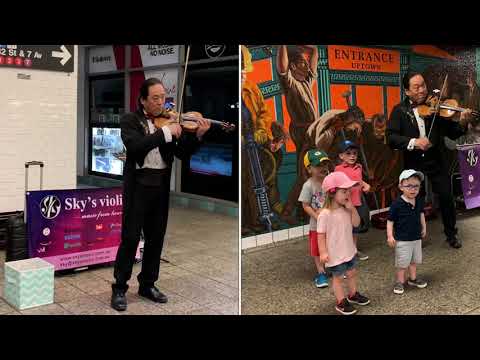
[399, 169, 424, 183]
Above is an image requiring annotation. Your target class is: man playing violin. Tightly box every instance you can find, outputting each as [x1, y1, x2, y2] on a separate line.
[111, 77, 211, 311]
[387, 71, 472, 249]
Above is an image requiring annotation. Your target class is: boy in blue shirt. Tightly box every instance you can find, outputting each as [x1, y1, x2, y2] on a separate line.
[387, 169, 428, 295]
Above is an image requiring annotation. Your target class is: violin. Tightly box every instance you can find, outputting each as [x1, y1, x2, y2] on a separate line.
[417, 96, 479, 119]
[152, 109, 235, 133]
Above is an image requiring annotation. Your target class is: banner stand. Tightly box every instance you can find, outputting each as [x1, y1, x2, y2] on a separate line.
[26, 187, 141, 272]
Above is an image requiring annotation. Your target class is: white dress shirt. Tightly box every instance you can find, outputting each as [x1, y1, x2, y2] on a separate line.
[136, 119, 173, 170]
[407, 102, 427, 151]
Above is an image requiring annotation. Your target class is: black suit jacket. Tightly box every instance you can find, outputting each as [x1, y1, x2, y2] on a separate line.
[120, 109, 202, 221]
[386, 97, 465, 174]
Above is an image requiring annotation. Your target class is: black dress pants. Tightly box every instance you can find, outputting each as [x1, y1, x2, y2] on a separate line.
[421, 170, 457, 238]
[113, 170, 170, 291]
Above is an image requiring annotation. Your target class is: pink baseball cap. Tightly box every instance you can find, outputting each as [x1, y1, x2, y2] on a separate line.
[321, 171, 358, 192]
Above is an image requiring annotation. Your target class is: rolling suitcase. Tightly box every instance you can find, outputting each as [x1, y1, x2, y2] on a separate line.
[6, 161, 44, 262]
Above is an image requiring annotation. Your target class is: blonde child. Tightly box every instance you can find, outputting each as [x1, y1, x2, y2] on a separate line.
[298, 150, 331, 288]
[318, 171, 370, 315]
[335, 140, 371, 261]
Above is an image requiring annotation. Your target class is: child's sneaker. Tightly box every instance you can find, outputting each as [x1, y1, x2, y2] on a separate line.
[314, 273, 328, 288]
[407, 278, 427, 288]
[347, 291, 370, 306]
[335, 298, 357, 315]
[393, 282, 405, 294]
[357, 251, 369, 261]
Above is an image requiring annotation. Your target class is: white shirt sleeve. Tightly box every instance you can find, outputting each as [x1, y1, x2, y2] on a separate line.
[407, 138, 416, 151]
[161, 125, 172, 143]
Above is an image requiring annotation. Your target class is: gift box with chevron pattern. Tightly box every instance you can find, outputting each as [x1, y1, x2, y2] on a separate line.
[4, 258, 54, 310]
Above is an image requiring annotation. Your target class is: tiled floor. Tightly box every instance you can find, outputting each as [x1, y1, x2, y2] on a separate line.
[242, 208, 480, 315]
[0, 206, 238, 315]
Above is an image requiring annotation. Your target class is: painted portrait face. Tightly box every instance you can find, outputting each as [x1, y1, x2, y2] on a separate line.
[290, 53, 309, 82]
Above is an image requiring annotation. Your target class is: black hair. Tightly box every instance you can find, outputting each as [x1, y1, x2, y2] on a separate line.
[402, 71, 423, 90]
[137, 78, 165, 110]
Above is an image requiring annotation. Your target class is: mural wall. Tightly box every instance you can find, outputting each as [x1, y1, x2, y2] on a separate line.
[241, 45, 479, 238]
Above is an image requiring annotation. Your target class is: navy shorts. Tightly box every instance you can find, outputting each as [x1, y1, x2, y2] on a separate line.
[326, 256, 358, 277]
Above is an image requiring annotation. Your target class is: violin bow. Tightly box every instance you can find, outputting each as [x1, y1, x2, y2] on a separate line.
[427, 73, 448, 140]
[176, 44, 191, 128]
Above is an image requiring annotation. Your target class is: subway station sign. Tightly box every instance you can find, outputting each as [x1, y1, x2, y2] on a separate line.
[0, 45, 74, 73]
[328, 45, 400, 73]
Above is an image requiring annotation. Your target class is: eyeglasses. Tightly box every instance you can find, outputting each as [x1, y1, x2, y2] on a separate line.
[402, 184, 420, 190]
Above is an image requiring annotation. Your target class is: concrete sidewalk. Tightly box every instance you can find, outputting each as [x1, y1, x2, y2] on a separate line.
[0, 206, 238, 315]
[242, 208, 480, 315]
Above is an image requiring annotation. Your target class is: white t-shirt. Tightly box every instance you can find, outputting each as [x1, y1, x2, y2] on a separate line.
[298, 178, 325, 231]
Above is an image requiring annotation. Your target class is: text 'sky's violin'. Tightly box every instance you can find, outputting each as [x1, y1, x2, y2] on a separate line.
[417, 95, 480, 120]
[152, 109, 236, 133]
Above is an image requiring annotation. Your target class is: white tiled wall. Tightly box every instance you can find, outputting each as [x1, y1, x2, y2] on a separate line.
[241, 225, 308, 250]
[272, 229, 289, 242]
[0, 46, 78, 213]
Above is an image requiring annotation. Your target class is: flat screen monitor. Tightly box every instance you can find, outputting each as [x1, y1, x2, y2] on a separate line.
[91, 127, 125, 176]
[189, 143, 232, 177]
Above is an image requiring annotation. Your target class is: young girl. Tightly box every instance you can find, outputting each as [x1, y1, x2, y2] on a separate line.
[317, 171, 371, 315]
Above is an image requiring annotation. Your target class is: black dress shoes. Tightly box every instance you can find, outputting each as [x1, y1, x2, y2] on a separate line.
[111, 289, 127, 311]
[447, 236, 462, 249]
[138, 286, 168, 303]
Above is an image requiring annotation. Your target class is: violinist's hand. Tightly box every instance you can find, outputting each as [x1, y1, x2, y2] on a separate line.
[196, 118, 211, 139]
[460, 109, 473, 124]
[167, 123, 182, 138]
[414, 137, 431, 151]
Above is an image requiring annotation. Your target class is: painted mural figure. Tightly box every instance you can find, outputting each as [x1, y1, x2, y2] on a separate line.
[276, 45, 319, 222]
[306, 107, 364, 160]
[445, 69, 480, 147]
[241, 46, 288, 234]
[386, 71, 472, 249]
[362, 114, 403, 207]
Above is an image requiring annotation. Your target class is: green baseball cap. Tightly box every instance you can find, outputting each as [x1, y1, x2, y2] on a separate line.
[304, 149, 330, 168]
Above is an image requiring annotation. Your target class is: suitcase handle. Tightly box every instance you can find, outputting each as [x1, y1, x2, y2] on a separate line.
[25, 161, 44, 191]
[25, 161, 44, 168]
[24, 161, 44, 223]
